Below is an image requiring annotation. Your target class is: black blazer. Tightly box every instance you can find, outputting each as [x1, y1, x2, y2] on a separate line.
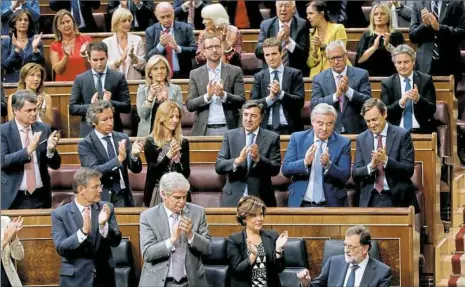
[49, 1, 101, 32]
[255, 16, 309, 75]
[173, 0, 207, 30]
[220, 0, 263, 29]
[226, 229, 285, 287]
[381, 70, 437, 133]
[1, 85, 6, 116]
[145, 21, 197, 78]
[250, 66, 304, 133]
[143, 136, 190, 207]
[107, 1, 155, 32]
[216, 128, 281, 207]
[78, 130, 142, 207]
[70, 69, 131, 137]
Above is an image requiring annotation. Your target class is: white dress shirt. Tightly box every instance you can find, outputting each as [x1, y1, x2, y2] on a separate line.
[156, 24, 182, 72]
[94, 130, 127, 190]
[398, 73, 420, 129]
[367, 123, 390, 191]
[75, 200, 109, 243]
[278, 19, 296, 53]
[204, 62, 228, 125]
[304, 137, 328, 202]
[431, 0, 442, 16]
[265, 64, 288, 126]
[342, 255, 370, 287]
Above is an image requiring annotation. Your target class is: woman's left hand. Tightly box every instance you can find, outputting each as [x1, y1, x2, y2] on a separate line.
[383, 33, 391, 47]
[275, 230, 289, 251]
[32, 33, 42, 51]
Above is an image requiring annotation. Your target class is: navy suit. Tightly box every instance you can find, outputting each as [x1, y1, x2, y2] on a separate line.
[51, 201, 122, 287]
[255, 16, 309, 75]
[49, 1, 101, 32]
[281, 130, 351, 207]
[309, 255, 392, 287]
[1, 120, 61, 209]
[352, 124, 420, 213]
[311, 66, 371, 134]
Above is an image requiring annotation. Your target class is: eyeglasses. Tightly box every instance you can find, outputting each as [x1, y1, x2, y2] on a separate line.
[205, 45, 221, 51]
[343, 243, 363, 252]
[328, 55, 346, 62]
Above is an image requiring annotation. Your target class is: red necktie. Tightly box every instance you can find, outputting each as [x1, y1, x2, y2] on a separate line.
[163, 29, 174, 78]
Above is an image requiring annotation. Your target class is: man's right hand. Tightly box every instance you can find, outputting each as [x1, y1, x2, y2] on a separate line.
[206, 81, 215, 100]
[297, 269, 311, 287]
[27, 131, 42, 155]
[304, 144, 317, 166]
[82, 209, 91, 235]
[170, 220, 182, 245]
[234, 146, 248, 166]
[160, 33, 170, 46]
[117, 139, 127, 163]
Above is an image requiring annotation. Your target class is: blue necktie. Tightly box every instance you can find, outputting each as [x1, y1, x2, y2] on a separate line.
[312, 141, 325, 203]
[246, 133, 256, 171]
[403, 78, 413, 130]
[103, 136, 121, 194]
[71, 0, 81, 26]
[271, 70, 281, 130]
[346, 264, 359, 287]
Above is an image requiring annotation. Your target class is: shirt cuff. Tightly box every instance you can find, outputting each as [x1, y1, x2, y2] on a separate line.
[332, 93, 338, 103]
[77, 229, 88, 243]
[265, 96, 274, 107]
[175, 45, 182, 53]
[130, 155, 139, 161]
[99, 222, 109, 238]
[346, 87, 354, 100]
[165, 238, 175, 252]
[286, 38, 296, 53]
[232, 162, 238, 172]
[203, 93, 211, 104]
[220, 92, 228, 103]
[46, 150, 55, 158]
[323, 161, 331, 174]
[367, 165, 374, 174]
[277, 90, 284, 100]
[182, 2, 189, 12]
[157, 43, 165, 52]
[188, 233, 195, 244]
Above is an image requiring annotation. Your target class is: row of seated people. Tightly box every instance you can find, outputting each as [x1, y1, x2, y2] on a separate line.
[1, 0, 464, 84]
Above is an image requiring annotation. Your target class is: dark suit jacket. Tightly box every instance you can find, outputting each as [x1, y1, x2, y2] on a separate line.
[145, 21, 197, 78]
[1, 85, 6, 116]
[49, 1, 101, 32]
[107, 1, 155, 32]
[1, 120, 61, 209]
[281, 130, 351, 207]
[220, 0, 263, 29]
[70, 69, 130, 137]
[216, 128, 281, 207]
[250, 66, 304, 133]
[381, 71, 437, 133]
[51, 201, 122, 287]
[226, 229, 285, 287]
[78, 130, 142, 207]
[255, 16, 309, 75]
[409, 1, 465, 81]
[309, 255, 391, 287]
[311, 66, 371, 134]
[173, 0, 208, 30]
[352, 124, 420, 213]
[186, 63, 245, 136]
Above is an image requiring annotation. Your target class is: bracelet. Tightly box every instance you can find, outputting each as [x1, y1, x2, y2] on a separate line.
[224, 47, 233, 54]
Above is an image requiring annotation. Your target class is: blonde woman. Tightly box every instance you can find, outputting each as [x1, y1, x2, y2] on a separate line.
[143, 101, 190, 207]
[8, 63, 53, 125]
[1, 216, 24, 287]
[102, 7, 145, 80]
[355, 3, 404, 76]
[136, 55, 182, 137]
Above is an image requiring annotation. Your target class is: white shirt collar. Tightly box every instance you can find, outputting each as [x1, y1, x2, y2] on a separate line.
[373, 122, 389, 138]
[74, 199, 90, 213]
[279, 18, 293, 29]
[351, 254, 370, 270]
[268, 64, 284, 76]
[399, 72, 414, 84]
[15, 118, 30, 132]
[92, 67, 108, 75]
[163, 203, 179, 219]
[313, 134, 329, 145]
[95, 129, 112, 140]
[332, 66, 348, 79]
[245, 127, 259, 138]
[162, 24, 174, 32]
[207, 61, 222, 73]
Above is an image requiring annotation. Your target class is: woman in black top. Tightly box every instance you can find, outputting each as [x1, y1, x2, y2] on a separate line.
[227, 196, 289, 287]
[355, 3, 404, 77]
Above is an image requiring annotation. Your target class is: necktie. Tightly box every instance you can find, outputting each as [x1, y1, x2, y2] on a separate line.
[403, 78, 413, 130]
[163, 29, 174, 78]
[72, 0, 81, 26]
[103, 136, 121, 194]
[22, 128, 36, 193]
[187, 1, 195, 28]
[247, 132, 256, 171]
[95, 72, 104, 99]
[271, 70, 281, 130]
[337, 74, 345, 113]
[234, 0, 250, 29]
[432, 1, 440, 60]
[170, 213, 186, 281]
[280, 24, 289, 66]
[375, 134, 385, 193]
[338, 0, 347, 24]
[312, 140, 325, 203]
[346, 264, 359, 287]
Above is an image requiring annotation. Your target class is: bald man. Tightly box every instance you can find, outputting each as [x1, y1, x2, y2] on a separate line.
[145, 1, 197, 78]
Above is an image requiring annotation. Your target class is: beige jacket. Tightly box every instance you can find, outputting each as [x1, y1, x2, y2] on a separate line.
[1, 216, 24, 287]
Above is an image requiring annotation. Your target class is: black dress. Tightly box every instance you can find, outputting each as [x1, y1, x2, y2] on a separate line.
[355, 30, 405, 77]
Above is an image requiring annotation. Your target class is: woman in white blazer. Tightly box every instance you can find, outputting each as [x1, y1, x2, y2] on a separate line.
[1, 216, 24, 287]
[136, 54, 183, 137]
[103, 8, 145, 80]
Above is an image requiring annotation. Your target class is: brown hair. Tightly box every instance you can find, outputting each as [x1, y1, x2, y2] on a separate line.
[151, 101, 183, 147]
[262, 37, 283, 52]
[236, 196, 267, 226]
[18, 63, 46, 94]
[9, 9, 35, 37]
[346, 225, 372, 249]
[360, 98, 387, 117]
[53, 9, 80, 41]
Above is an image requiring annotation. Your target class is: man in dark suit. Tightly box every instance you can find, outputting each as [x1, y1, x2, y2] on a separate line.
[216, 101, 281, 207]
[49, 1, 102, 32]
[251, 37, 304, 135]
[78, 101, 144, 207]
[1, 84, 7, 116]
[1, 91, 61, 210]
[146, 1, 197, 79]
[282, 103, 351, 208]
[174, 0, 209, 30]
[70, 42, 130, 137]
[220, 0, 264, 29]
[51, 167, 122, 287]
[352, 99, 420, 212]
[255, 1, 309, 75]
[312, 40, 371, 134]
[297, 225, 392, 287]
[186, 34, 245, 136]
[107, 0, 155, 32]
[381, 44, 436, 134]
[410, 1, 465, 84]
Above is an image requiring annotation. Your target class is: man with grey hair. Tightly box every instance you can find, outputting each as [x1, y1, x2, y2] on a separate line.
[139, 172, 212, 287]
[52, 167, 122, 287]
[312, 40, 371, 134]
[1, 90, 61, 209]
[78, 101, 144, 207]
[381, 44, 436, 133]
[282, 103, 351, 207]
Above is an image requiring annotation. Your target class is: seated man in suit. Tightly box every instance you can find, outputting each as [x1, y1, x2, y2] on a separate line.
[255, 1, 309, 75]
[282, 103, 351, 207]
[251, 37, 304, 135]
[146, 2, 197, 79]
[52, 167, 122, 287]
[311, 40, 371, 134]
[78, 101, 144, 207]
[381, 44, 436, 134]
[173, 0, 208, 29]
[70, 42, 130, 137]
[139, 172, 212, 287]
[49, 0, 102, 32]
[1, 91, 61, 209]
[297, 225, 392, 287]
[107, 1, 155, 32]
[216, 100, 281, 207]
[186, 34, 245, 136]
[352, 99, 420, 213]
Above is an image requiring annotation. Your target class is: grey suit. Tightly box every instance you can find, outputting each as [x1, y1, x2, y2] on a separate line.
[139, 203, 212, 287]
[186, 63, 246, 136]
